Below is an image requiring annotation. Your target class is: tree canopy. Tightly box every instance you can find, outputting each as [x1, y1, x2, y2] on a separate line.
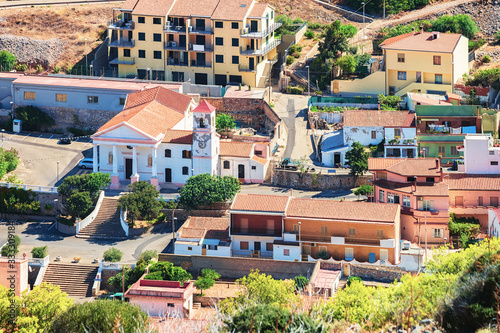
[194, 268, 221, 295]
[64, 191, 92, 220]
[345, 142, 369, 177]
[118, 180, 162, 221]
[58, 172, 111, 200]
[179, 173, 240, 210]
[215, 113, 236, 132]
[0, 50, 16, 71]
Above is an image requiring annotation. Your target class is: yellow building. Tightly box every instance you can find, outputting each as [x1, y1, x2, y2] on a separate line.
[108, 0, 280, 87]
[331, 29, 469, 97]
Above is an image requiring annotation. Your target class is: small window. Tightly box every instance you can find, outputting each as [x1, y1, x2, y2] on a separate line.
[153, 33, 161, 42]
[108, 152, 113, 164]
[478, 196, 484, 206]
[240, 241, 249, 250]
[438, 146, 445, 156]
[215, 37, 223, 46]
[232, 38, 239, 47]
[231, 22, 238, 29]
[215, 55, 224, 63]
[371, 131, 376, 139]
[147, 154, 152, 167]
[283, 249, 290, 256]
[379, 190, 385, 202]
[397, 53, 405, 63]
[138, 17, 145, 24]
[397, 71, 407, 80]
[232, 56, 239, 64]
[321, 226, 328, 235]
[348, 228, 355, 237]
[432, 228, 443, 238]
[153, 51, 162, 59]
[167, 303, 175, 307]
[182, 166, 189, 175]
[394, 128, 401, 137]
[56, 93, 67, 102]
[403, 195, 411, 207]
[251, 166, 256, 170]
[266, 243, 273, 251]
[407, 176, 415, 182]
[199, 118, 206, 128]
[223, 161, 230, 169]
[24, 91, 35, 100]
[138, 32, 145, 41]
[165, 149, 171, 158]
[492, 197, 499, 207]
[489, 151, 495, 155]
[138, 50, 146, 58]
[426, 177, 435, 183]
[380, 249, 389, 261]
[435, 74, 443, 84]
[182, 150, 191, 159]
[123, 49, 131, 57]
[119, 97, 126, 106]
[491, 161, 499, 166]
[215, 21, 223, 28]
[88, 96, 98, 104]
[387, 193, 395, 203]
[271, 11, 274, 19]
[422, 200, 433, 211]
[376, 230, 383, 238]
[255, 150, 262, 156]
[451, 146, 459, 156]
[345, 248, 354, 260]
[187, 247, 192, 251]
[153, 17, 161, 25]
[433, 55, 441, 65]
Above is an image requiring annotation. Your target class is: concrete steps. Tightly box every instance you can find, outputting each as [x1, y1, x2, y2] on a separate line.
[42, 263, 98, 297]
[193, 302, 201, 310]
[77, 198, 127, 239]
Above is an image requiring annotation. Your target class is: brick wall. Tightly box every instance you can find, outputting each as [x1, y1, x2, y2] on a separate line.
[350, 264, 406, 282]
[272, 169, 372, 190]
[158, 254, 319, 280]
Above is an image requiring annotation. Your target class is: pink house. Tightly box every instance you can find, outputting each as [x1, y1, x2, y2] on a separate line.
[369, 158, 450, 245]
[125, 279, 195, 318]
[0, 257, 29, 296]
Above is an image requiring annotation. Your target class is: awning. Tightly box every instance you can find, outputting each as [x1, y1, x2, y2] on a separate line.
[420, 118, 440, 121]
[202, 239, 220, 246]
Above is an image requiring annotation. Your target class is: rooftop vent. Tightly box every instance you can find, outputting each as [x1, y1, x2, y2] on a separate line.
[432, 31, 440, 39]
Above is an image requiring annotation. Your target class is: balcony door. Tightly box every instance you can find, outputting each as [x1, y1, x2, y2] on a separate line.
[196, 35, 205, 46]
[251, 20, 258, 32]
[195, 19, 205, 31]
[179, 35, 186, 47]
[249, 58, 254, 71]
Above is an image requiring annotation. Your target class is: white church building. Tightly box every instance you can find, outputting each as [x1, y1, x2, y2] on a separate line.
[92, 86, 269, 189]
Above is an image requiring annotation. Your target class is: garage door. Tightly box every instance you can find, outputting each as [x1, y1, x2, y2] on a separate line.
[195, 73, 208, 85]
[215, 74, 227, 86]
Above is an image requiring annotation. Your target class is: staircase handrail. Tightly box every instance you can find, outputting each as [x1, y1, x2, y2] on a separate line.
[120, 209, 129, 237]
[76, 191, 106, 234]
[31, 255, 49, 287]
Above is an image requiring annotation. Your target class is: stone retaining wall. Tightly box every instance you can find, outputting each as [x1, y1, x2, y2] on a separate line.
[350, 264, 406, 283]
[39, 106, 119, 132]
[272, 169, 372, 190]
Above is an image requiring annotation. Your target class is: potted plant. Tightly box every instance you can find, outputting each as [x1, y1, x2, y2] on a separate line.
[55, 256, 62, 261]
[73, 257, 82, 263]
[389, 138, 399, 145]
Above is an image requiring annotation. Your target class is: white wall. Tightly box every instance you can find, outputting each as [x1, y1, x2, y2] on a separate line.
[219, 156, 267, 183]
[344, 126, 383, 146]
[488, 209, 500, 238]
[399, 253, 420, 271]
[231, 235, 277, 253]
[174, 243, 202, 255]
[453, 36, 469, 84]
[464, 136, 500, 174]
[273, 244, 301, 261]
[384, 127, 416, 140]
[206, 246, 231, 257]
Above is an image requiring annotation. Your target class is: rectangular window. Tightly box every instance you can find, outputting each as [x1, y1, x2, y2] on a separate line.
[153, 51, 162, 59]
[215, 55, 224, 63]
[182, 150, 191, 159]
[379, 190, 385, 202]
[138, 17, 145, 24]
[397, 53, 405, 63]
[24, 91, 35, 100]
[478, 196, 483, 206]
[394, 128, 401, 137]
[293, 224, 299, 234]
[433, 55, 441, 65]
[491, 197, 499, 207]
[153, 33, 161, 42]
[489, 151, 495, 155]
[435, 74, 443, 84]
[232, 56, 239, 64]
[138, 50, 146, 58]
[240, 241, 249, 250]
[223, 160, 230, 169]
[407, 176, 415, 182]
[138, 32, 145, 41]
[491, 161, 499, 166]
[231, 22, 238, 29]
[123, 49, 131, 57]
[215, 37, 223, 46]
[450, 146, 459, 156]
[387, 193, 395, 203]
[56, 93, 67, 102]
[119, 97, 126, 106]
[438, 146, 445, 156]
[426, 177, 435, 183]
[232, 38, 239, 47]
[455, 196, 463, 207]
[321, 226, 328, 235]
[251, 166, 256, 170]
[182, 167, 189, 175]
[215, 21, 223, 28]
[398, 71, 407, 80]
[266, 243, 273, 251]
[172, 71, 184, 82]
[422, 200, 433, 211]
[371, 130, 376, 139]
[432, 228, 443, 238]
[87, 96, 98, 104]
[187, 247, 192, 251]
[153, 17, 161, 25]
[380, 249, 389, 261]
[378, 172, 387, 180]
[167, 303, 175, 308]
[348, 228, 355, 237]
[283, 249, 290, 256]
[403, 195, 411, 207]
[164, 149, 171, 158]
[345, 248, 354, 260]
[377, 230, 384, 238]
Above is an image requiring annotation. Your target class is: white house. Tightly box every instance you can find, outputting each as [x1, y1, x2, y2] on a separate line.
[384, 127, 417, 158]
[220, 141, 270, 183]
[459, 134, 500, 174]
[488, 209, 500, 238]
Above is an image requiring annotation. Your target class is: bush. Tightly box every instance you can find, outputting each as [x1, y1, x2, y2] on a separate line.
[31, 245, 48, 258]
[13, 105, 55, 132]
[137, 250, 157, 263]
[482, 55, 491, 63]
[15, 63, 28, 71]
[36, 64, 43, 73]
[289, 44, 303, 55]
[286, 85, 304, 95]
[194, 268, 221, 295]
[103, 247, 123, 262]
[0, 148, 19, 179]
[0, 50, 16, 71]
[466, 68, 500, 87]
[353, 184, 374, 198]
[347, 276, 362, 286]
[58, 172, 110, 200]
[178, 174, 240, 210]
[469, 38, 486, 52]
[294, 275, 309, 291]
[286, 55, 295, 65]
[304, 29, 315, 39]
[147, 261, 192, 284]
[215, 113, 236, 133]
[66, 127, 94, 137]
[1, 235, 21, 257]
[0, 186, 39, 214]
[118, 180, 162, 221]
[64, 191, 92, 221]
[53, 65, 61, 73]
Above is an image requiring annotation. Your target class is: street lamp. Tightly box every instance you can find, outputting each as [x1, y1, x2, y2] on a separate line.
[56, 161, 60, 184]
[84, 39, 88, 76]
[1, 129, 4, 148]
[146, 68, 150, 80]
[361, 2, 366, 39]
[298, 222, 301, 261]
[89, 64, 93, 77]
[306, 66, 310, 97]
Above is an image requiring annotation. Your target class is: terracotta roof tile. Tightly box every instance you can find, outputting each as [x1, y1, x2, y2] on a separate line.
[179, 228, 205, 239]
[193, 100, 216, 113]
[380, 32, 462, 53]
[169, 0, 220, 17]
[369, 158, 441, 177]
[220, 141, 254, 157]
[444, 174, 500, 190]
[373, 180, 449, 196]
[343, 110, 414, 127]
[132, 0, 176, 16]
[179, 217, 230, 241]
[249, 3, 268, 17]
[231, 193, 290, 213]
[212, 0, 253, 21]
[251, 155, 268, 165]
[162, 130, 193, 144]
[125, 86, 192, 113]
[286, 198, 399, 223]
[121, 0, 139, 10]
[379, 32, 414, 47]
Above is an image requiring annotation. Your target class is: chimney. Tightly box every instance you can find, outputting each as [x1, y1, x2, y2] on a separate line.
[413, 176, 417, 192]
[420, 25, 424, 34]
[432, 31, 439, 39]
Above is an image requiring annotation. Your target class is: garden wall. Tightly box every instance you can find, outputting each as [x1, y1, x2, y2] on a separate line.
[350, 264, 406, 282]
[272, 169, 372, 190]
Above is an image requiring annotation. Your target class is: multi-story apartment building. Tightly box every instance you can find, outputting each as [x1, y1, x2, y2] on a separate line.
[108, 0, 280, 87]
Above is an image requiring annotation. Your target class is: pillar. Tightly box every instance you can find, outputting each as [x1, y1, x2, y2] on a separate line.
[92, 145, 98, 173]
[110, 145, 120, 190]
[130, 146, 139, 184]
[150, 147, 159, 190]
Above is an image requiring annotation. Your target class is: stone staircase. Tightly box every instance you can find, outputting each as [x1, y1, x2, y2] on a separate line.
[77, 198, 127, 239]
[42, 263, 98, 297]
[193, 302, 201, 310]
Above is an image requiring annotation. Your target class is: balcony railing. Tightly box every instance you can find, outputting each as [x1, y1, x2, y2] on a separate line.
[385, 138, 417, 145]
[190, 26, 213, 35]
[164, 24, 187, 34]
[240, 38, 281, 56]
[167, 58, 189, 66]
[240, 21, 282, 38]
[188, 44, 213, 52]
[190, 60, 212, 68]
[109, 38, 135, 48]
[293, 232, 395, 247]
[238, 64, 256, 72]
[231, 228, 281, 237]
[109, 57, 135, 65]
[108, 19, 135, 30]
[164, 41, 186, 51]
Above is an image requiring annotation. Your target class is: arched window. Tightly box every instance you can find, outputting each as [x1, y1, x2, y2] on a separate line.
[147, 154, 152, 167]
[108, 152, 113, 164]
[223, 161, 230, 169]
[165, 149, 171, 158]
[199, 118, 206, 128]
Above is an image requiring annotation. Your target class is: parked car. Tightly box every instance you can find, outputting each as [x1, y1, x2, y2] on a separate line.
[78, 157, 98, 169]
[59, 134, 74, 145]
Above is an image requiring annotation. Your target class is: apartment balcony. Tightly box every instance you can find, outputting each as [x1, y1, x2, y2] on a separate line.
[232, 250, 273, 259]
[188, 44, 213, 52]
[240, 38, 281, 56]
[240, 21, 282, 38]
[189, 26, 213, 35]
[164, 24, 187, 34]
[238, 64, 256, 72]
[164, 41, 187, 51]
[291, 232, 395, 247]
[167, 58, 189, 67]
[231, 227, 281, 237]
[108, 19, 135, 30]
[385, 138, 417, 146]
[109, 38, 135, 48]
[109, 57, 135, 65]
[190, 60, 212, 68]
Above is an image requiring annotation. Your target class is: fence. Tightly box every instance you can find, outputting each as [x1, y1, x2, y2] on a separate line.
[0, 182, 58, 193]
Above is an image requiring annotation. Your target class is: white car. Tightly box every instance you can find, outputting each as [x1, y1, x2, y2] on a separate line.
[78, 158, 98, 169]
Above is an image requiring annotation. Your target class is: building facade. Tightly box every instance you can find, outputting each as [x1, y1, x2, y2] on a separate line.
[460, 134, 500, 174]
[108, 0, 280, 87]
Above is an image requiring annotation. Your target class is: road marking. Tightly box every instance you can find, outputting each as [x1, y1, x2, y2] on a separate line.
[74, 137, 80, 142]
[48, 223, 55, 231]
[44, 135, 54, 143]
[33, 134, 43, 142]
[8, 133, 16, 139]
[83, 141, 92, 147]
[21, 133, 31, 141]
[36, 220, 45, 228]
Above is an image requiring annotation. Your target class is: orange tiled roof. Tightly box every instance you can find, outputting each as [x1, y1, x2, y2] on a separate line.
[380, 32, 462, 53]
[286, 198, 399, 223]
[220, 141, 254, 157]
[231, 193, 290, 213]
[444, 174, 500, 191]
[179, 227, 205, 239]
[212, 0, 254, 21]
[132, 0, 176, 16]
[343, 110, 414, 127]
[379, 32, 414, 47]
[369, 158, 441, 177]
[251, 155, 268, 165]
[125, 86, 192, 113]
[373, 180, 449, 197]
[121, 0, 139, 10]
[249, 3, 268, 17]
[169, 0, 220, 17]
[179, 216, 230, 241]
[162, 130, 193, 144]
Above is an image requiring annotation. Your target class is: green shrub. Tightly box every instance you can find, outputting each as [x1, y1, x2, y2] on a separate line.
[1, 235, 21, 257]
[289, 44, 303, 54]
[103, 247, 123, 262]
[482, 55, 491, 63]
[44, 203, 52, 211]
[13, 105, 55, 132]
[66, 127, 94, 137]
[353, 184, 374, 197]
[31, 245, 48, 258]
[36, 64, 43, 73]
[178, 174, 240, 211]
[287, 86, 304, 95]
[466, 68, 500, 87]
[304, 30, 315, 39]
[118, 180, 162, 221]
[15, 63, 28, 71]
[286, 55, 295, 65]
[347, 276, 362, 286]
[0, 50, 16, 71]
[53, 65, 61, 73]
[469, 38, 486, 52]
[0, 148, 19, 179]
[147, 261, 192, 284]
[294, 275, 309, 290]
[137, 250, 157, 263]
[143, 271, 163, 280]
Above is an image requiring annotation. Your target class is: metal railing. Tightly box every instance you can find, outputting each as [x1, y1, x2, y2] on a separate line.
[238, 64, 256, 72]
[28, 255, 50, 267]
[240, 38, 281, 56]
[240, 21, 282, 38]
[188, 44, 213, 52]
[190, 26, 213, 34]
[167, 58, 189, 66]
[164, 24, 187, 33]
[0, 182, 58, 193]
[107, 19, 135, 30]
[109, 57, 135, 65]
[190, 60, 211, 68]
[231, 228, 281, 237]
[164, 41, 187, 51]
[108, 38, 135, 48]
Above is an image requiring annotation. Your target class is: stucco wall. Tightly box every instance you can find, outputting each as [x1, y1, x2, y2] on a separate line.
[0, 258, 29, 296]
[344, 126, 383, 146]
[331, 71, 386, 95]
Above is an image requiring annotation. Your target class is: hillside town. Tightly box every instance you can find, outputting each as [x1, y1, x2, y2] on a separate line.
[0, 0, 500, 332]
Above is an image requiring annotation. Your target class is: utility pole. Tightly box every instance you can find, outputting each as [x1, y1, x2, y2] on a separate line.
[85, 38, 88, 76]
[362, 2, 365, 39]
[306, 66, 310, 96]
[383, 0, 386, 19]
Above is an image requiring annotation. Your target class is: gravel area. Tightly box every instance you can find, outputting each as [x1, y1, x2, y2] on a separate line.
[0, 34, 65, 66]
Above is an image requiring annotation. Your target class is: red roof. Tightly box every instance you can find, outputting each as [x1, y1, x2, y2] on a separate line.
[343, 110, 414, 127]
[373, 180, 449, 197]
[124, 86, 192, 113]
[178, 216, 230, 241]
[169, 0, 220, 17]
[162, 130, 193, 144]
[131, 0, 176, 16]
[379, 32, 414, 47]
[220, 141, 254, 157]
[444, 174, 500, 191]
[380, 32, 462, 53]
[231, 193, 290, 213]
[251, 155, 268, 165]
[193, 100, 216, 113]
[286, 198, 399, 223]
[369, 158, 441, 177]
[212, 0, 254, 21]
